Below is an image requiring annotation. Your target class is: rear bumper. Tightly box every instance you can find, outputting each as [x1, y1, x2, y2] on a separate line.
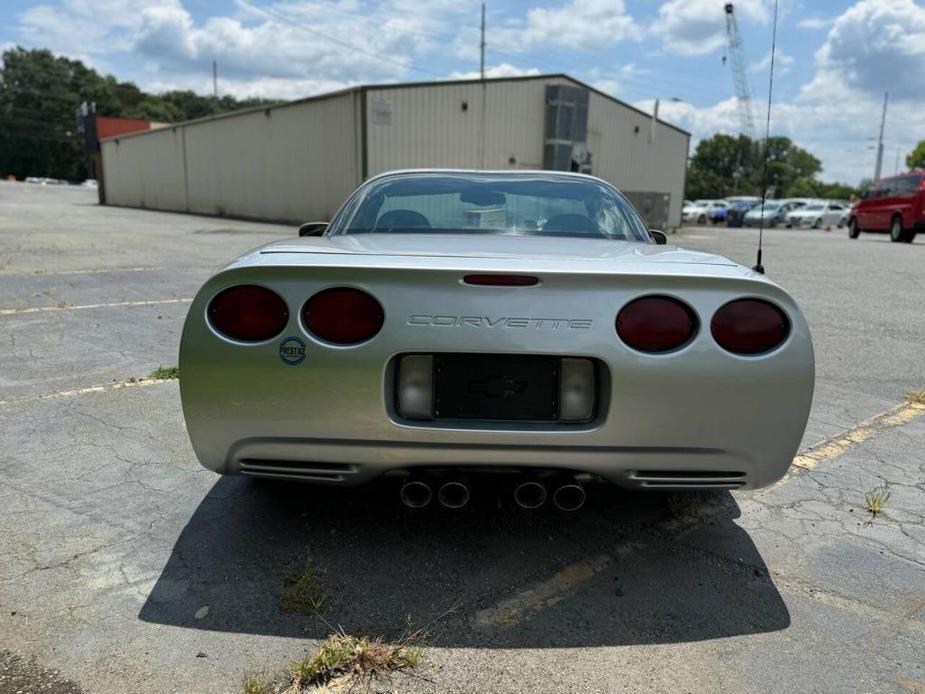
[225, 438, 782, 490]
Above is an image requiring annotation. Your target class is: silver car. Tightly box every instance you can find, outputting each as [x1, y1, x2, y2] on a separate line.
[180, 170, 814, 509]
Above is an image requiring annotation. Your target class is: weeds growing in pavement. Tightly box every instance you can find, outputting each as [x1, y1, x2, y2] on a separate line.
[864, 485, 891, 517]
[149, 365, 180, 380]
[280, 556, 329, 616]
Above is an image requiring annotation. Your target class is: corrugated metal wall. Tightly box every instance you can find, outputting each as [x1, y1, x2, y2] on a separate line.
[101, 76, 688, 227]
[101, 126, 187, 210]
[102, 92, 360, 222]
[365, 77, 571, 176]
[587, 92, 689, 228]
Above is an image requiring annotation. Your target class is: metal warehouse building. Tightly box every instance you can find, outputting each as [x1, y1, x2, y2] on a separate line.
[101, 74, 690, 228]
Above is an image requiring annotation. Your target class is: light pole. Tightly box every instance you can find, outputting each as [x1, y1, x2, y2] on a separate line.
[650, 97, 682, 143]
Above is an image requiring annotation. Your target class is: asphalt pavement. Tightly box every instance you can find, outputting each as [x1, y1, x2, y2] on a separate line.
[0, 182, 922, 693]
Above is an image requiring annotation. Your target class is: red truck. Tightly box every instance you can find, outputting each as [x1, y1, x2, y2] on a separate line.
[849, 171, 925, 243]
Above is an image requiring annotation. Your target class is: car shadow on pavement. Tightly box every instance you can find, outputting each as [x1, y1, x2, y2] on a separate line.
[139, 476, 789, 647]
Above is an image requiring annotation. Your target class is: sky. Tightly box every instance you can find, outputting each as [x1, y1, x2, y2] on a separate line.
[2, 0, 923, 184]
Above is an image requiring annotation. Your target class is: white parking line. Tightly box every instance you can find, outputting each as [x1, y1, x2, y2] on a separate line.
[0, 298, 192, 316]
[0, 377, 175, 407]
[2, 266, 163, 277]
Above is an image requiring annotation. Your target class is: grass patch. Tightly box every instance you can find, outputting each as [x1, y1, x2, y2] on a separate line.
[288, 632, 422, 690]
[904, 388, 925, 405]
[149, 365, 179, 380]
[241, 669, 275, 694]
[280, 558, 329, 616]
[864, 484, 891, 517]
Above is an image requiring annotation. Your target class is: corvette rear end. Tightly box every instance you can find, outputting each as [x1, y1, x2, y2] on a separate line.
[179, 171, 814, 504]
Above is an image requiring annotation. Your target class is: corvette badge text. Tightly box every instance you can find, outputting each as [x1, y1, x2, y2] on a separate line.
[408, 315, 592, 329]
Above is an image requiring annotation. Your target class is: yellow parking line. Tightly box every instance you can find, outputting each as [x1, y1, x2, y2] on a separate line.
[0, 298, 192, 316]
[472, 552, 615, 631]
[779, 398, 925, 485]
[0, 377, 175, 407]
[473, 395, 925, 632]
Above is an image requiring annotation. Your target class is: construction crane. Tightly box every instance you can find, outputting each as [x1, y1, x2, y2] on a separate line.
[723, 2, 755, 139]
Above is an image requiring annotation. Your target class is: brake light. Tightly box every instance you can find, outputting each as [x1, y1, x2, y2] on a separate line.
[711, 299, 789, 355]
[463, 274, 539, 286]
[616, 296, 697, 353]
[303, 288, 384, 344]
[207, 285, 289, 342]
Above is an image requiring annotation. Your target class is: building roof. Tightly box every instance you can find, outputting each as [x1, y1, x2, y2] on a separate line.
[101, 73, 690, 144]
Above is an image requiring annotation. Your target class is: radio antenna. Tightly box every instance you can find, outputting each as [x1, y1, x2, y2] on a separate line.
[753, 0, 779, 274]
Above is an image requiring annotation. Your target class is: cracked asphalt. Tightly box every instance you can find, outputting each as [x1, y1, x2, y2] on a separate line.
[0, 182, 923, 693]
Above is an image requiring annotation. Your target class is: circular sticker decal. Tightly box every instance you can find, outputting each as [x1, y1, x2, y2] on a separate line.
[278, 336, 306, 366]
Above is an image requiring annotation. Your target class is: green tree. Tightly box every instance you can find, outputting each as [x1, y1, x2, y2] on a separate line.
[816, 181, 855, 199]
[784, 176, 821, 198]
[906, 140, 925, 170]
[0, 46, 282, 180]
[685, 166, 727, 199]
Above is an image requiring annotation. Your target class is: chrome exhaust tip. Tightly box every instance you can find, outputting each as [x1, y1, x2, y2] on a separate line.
[399, 479, 433, 509]
[513, 479, 547, 509]
[437, 480, 471, 509]
[552, 481, 586, 511]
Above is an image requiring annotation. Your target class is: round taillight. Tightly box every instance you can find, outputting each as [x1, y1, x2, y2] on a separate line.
[207, 285, 289, 342]
[711, 299, 789, 355]
[616, 296, 697, 353]
[303, 288, 384, 345]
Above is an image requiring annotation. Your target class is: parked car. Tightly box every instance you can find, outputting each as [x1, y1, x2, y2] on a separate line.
[785, 200, 850, 229]
[849, 172, 924, 243]
[725, 199, 761, 228]
[179, 169, 814, 503]
[743, 199, 805, 227]
[682, 199, 729, 225]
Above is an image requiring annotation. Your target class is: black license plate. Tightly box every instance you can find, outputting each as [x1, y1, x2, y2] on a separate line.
[433, 354, 559, 421]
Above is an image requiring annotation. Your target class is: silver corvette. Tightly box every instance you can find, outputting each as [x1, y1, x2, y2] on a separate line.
[180, 170, 814, 510]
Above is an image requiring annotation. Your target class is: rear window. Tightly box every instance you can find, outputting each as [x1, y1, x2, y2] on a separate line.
[333, 173, 650, 241]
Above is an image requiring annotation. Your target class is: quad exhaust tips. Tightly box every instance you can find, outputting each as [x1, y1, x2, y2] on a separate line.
[514, 479, 548, 509]
[399, 478, 433, 509]
[552, 479, 587, 511]
[401, 474, 584, 511]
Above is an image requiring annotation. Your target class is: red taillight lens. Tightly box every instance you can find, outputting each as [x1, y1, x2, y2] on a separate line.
[463, 274, 539, 286]
[303, 288, 384, 344]
[711, 299, 789, 355]
[207, 285, 289, 342]
[616, 296, 697, 353]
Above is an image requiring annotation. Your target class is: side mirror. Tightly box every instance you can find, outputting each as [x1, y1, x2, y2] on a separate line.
[298, 221, 328, 237]
[649, 229, 668, 245]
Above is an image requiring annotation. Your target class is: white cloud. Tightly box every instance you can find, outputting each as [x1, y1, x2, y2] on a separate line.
[15, 0, 473, 98]
[489, 0, 640, 53]
[806, 0, 925, 101]
[650, 0, 768, 56]
[749, 50, 794, 74]
[448, 63, 541, 81]
[796, 17, 831, 30]
[18, 0, 165, 54]
[587, 63, 639, 97]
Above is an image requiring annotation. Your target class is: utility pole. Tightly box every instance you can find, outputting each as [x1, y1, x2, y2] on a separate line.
[894, 147, 900, 175]
[212, 61, 218, 99]
[874, 91, 888, 181]
[479, 3, 486, 80]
